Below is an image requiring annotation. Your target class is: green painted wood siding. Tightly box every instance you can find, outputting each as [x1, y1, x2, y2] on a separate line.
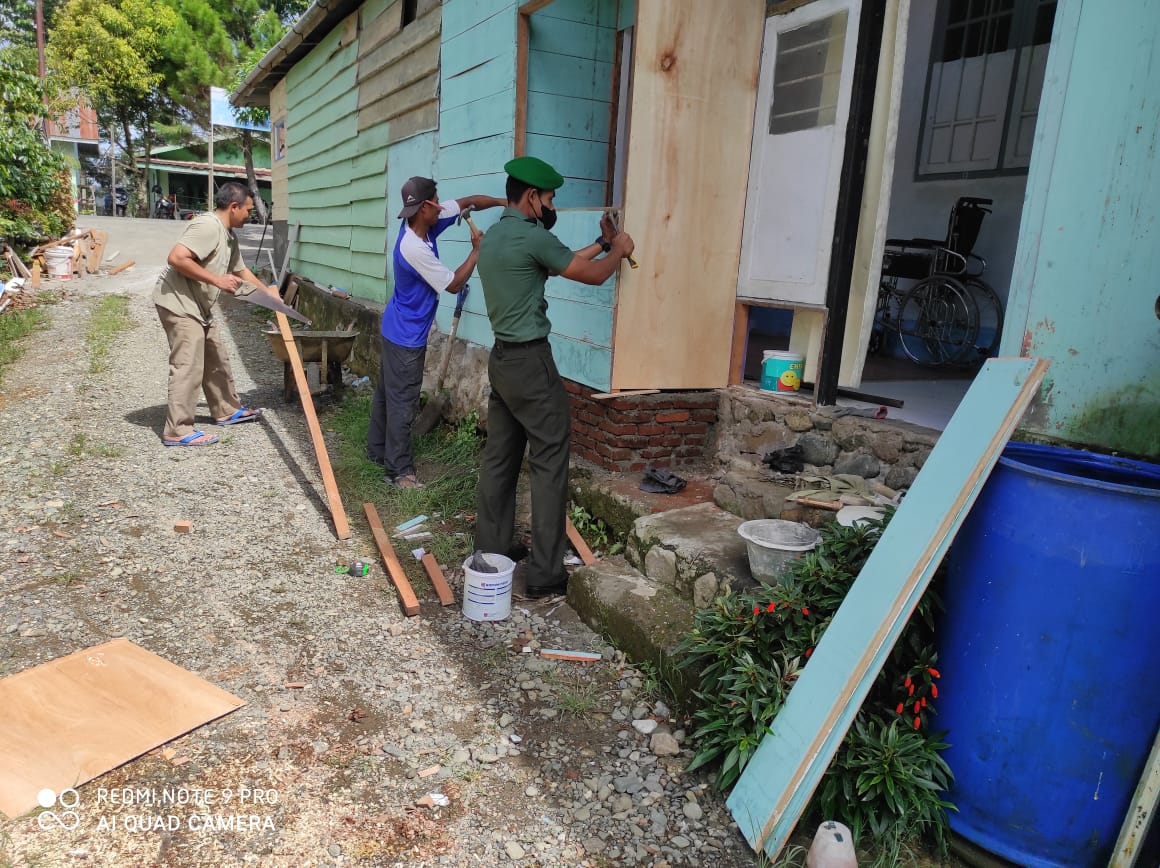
[524, 0, 618, 208]
[286, 0, 441, 301]
[1004, 0, 1160, 458]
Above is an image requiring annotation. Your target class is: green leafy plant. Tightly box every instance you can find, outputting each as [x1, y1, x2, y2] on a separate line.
[568, 503, 624, 555]
[677, 512, 955, 864]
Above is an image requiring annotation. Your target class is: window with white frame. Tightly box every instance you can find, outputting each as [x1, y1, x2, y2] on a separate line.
[917, 0, 1056, 178]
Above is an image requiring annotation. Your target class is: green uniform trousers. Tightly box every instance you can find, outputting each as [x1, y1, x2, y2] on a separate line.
[475, 338, 570, 589]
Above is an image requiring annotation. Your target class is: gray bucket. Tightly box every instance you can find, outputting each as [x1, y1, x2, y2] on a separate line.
[737, 519, 820, 585]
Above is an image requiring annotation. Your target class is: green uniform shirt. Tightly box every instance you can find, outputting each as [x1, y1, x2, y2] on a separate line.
[477, 207, 574, 342]
[152, 213, 240, 325]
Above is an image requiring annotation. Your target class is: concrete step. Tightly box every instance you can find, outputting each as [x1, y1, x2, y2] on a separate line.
[626, 502, 758, 603]
[566, 555, 696, 700]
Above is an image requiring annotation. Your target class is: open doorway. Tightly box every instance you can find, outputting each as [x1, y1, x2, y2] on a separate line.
[857, 0, 1057, 427]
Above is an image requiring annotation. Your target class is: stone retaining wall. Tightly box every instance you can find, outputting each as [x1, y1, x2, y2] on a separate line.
[712, 387, 938, 520]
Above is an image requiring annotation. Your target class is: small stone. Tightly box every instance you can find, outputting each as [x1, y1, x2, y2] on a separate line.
[693, 572, 719, 608]
[583, 837, 606, 855]
[650, 732, 680, 757]
[632, 718, 658, 735]
[328, 844, 342, 857]
[504, 841, 526, 860]
[670, 835, 691, 849]
[643, 546, 677, 585]
[682, 801, 703, 821]
[388, 623, 404, 637]
[524, 785, 540, 797]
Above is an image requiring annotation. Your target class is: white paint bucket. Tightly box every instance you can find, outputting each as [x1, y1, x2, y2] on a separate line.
[44, 246, 73, 280]
[761, 350, 805, 392]
[737, 519, 820, 585]
[461, 553, 514, 621]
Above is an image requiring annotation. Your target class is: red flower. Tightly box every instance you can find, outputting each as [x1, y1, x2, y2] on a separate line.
[767, 602, 776, 612]
[921, 696, 927, 708]
[908, 683, 915, 696]
[928, 667, 941, 678]
[913, 701, 921, 714]
[896, 702, 904, 715]
[753, 605, 761, 616]
[805, 647, 813, 658]
[801, 607, 810, 616]
[931, 684, 939, 698]
[904, 676, 912, 688]
[913, 716, 922, 730]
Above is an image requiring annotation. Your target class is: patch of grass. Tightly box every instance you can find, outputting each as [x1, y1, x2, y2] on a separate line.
[55, 570, 84, 586]
[556, 679, 602, 718]
[328, 391, 482, 545]
[0, 306, 49, 386]
[479, 644, 509, 671]
[85, 294, 134, 374]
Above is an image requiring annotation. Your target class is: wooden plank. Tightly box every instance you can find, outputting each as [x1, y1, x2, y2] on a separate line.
[364, 502, 421, 616]
[1110, 726, 1160, 867]
[515, 11, 529, 155]
[359, 3, 439, 72]
[358, 71, 439, 130]
[0, 639, 244, 819]
[565, 517, 597, 565]
[610, 0, 765, 390]
[421, 553, 455, 606]
[729, 302, 749, 385]
[387, 101, 440, 144]
[86, 229, 108, 273]
[726, 357, 1051, 860]
[107, 260, 135, 275]
[358, 37, 440, 108]
[30, 261, 41, 290]
[589, 389, 659, 400]
[275, 311, 352, 539]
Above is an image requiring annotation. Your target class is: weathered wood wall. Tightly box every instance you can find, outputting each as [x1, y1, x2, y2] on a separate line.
[286, 0, 441, 299]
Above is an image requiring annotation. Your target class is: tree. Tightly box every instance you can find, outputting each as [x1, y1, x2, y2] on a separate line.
[0, 55, 72, 240]
[48, 0, 231, 214]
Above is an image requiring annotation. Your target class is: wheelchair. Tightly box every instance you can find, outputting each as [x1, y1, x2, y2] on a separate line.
[873, 196, 1004, 367]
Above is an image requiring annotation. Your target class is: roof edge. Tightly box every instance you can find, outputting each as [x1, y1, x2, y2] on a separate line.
[231, 0, 348, 108]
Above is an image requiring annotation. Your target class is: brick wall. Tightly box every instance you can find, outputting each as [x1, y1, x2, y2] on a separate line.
[564, 382, 719, 472]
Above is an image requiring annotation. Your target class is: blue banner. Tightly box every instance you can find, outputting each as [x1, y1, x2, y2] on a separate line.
[210, 87, 270, 132]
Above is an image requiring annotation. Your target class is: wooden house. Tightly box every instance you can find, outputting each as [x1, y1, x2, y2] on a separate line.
[234, 0, 1160, 461]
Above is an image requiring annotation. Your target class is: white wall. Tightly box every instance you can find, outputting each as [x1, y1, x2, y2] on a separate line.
[887, 2, 1029, 307]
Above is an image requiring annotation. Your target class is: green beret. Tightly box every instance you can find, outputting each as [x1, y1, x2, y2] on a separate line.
[504, 156, 564, 190]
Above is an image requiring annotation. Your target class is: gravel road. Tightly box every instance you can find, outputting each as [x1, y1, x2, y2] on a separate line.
[0, 217, 757, 867]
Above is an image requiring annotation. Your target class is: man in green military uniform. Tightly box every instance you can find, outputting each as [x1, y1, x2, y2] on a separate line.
[475, 156, 635, 597]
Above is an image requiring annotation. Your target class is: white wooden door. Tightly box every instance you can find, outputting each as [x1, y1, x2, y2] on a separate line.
[737, 0, 861, 305]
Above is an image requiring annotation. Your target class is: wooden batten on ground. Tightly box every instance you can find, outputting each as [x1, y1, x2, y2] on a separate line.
[565, 517, 597, 566]
[365, 503, 420, 616]
[275, 311, 351, 539]
[420, 553, 455, 606]
[726, 357, 1051, 860]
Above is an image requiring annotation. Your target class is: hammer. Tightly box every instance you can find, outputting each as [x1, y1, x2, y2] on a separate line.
[603, 209, 639, 269]
[457, 204, 481, 236]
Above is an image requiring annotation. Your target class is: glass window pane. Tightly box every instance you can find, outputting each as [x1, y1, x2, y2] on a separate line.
[1034, 1, 1057, 44]
[768, 11, 847, 135]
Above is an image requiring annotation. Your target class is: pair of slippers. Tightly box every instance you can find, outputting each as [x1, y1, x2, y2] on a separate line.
[162, 407, 262, 447]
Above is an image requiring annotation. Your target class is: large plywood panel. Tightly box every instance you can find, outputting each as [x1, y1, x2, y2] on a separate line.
[611, 0, 764, 389]
[0, 639, 244, 819]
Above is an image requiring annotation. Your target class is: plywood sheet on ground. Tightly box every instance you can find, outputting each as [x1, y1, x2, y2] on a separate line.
[0, 639, 245, 819]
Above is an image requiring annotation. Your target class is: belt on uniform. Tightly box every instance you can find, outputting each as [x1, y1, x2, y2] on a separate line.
[494, 337, 548, 349]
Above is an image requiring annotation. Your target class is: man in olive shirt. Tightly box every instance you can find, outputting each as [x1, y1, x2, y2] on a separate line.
[153, 181, 275, 446]
[475, 156, 634, 597]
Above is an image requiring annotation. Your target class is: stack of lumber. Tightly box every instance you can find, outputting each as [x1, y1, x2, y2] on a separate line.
[26, 228, 111, 279]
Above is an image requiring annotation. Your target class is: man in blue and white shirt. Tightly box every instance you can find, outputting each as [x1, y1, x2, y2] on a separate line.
[368, 176, 503, 488]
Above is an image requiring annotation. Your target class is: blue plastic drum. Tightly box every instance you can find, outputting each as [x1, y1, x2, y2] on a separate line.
[938, 442, 1160, 867]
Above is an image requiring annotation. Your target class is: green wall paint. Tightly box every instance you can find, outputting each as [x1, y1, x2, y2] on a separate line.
[1004, 0, 1160, 459]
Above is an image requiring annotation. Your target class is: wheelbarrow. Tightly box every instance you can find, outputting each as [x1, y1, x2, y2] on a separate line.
[264, 329, 358, 400]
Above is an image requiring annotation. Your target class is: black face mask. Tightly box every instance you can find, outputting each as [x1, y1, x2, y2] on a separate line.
[534, 191, 558, 231]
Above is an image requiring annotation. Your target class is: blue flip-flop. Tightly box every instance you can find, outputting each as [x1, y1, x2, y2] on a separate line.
[216, 407, 263, 426]
[163, 431, 219, 447]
